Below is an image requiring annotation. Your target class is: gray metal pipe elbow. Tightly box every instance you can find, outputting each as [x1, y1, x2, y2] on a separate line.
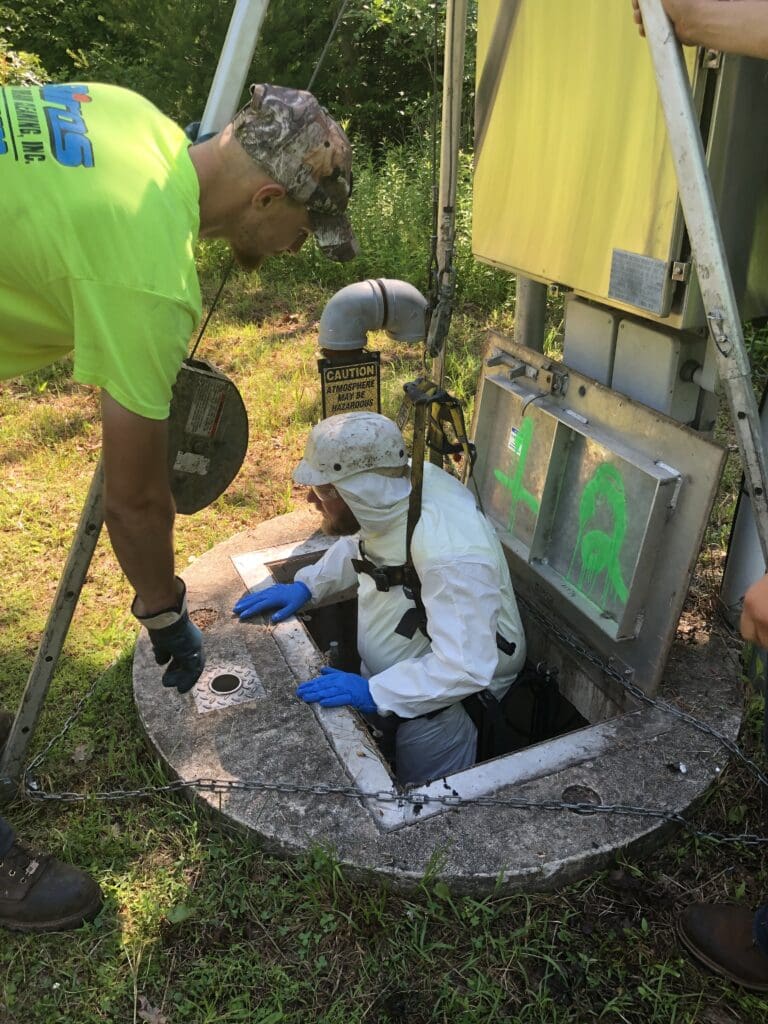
[318, 279, 428, 351]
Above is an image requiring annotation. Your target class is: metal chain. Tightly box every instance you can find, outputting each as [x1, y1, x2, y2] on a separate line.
[19, 775, 768, 847]
[11, 628, 768, 847]
[517, 594, 768, 790]
[22, 662, 113, 777]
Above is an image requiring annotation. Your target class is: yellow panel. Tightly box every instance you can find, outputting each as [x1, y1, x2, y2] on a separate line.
[473, 0, 697, 302]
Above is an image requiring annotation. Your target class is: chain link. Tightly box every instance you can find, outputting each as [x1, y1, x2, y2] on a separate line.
[23, 663, 112, 776]
[517, 595, 768, 790]
[6, 608, 767, 848]
[20, 773, 768, 847]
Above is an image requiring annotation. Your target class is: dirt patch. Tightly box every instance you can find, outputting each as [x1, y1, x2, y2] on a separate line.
[190, 607, 220, 631]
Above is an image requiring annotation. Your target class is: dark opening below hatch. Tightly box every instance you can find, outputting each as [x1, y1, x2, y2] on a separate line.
[268, 555, 588, 763]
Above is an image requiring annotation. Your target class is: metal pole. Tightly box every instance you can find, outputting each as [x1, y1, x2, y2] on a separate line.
[638, 0, 768, 562]
[721, 387, 768, 623]
[515, 277, 548, 353]
[199, 0, 271, 135]
[429, 0, 468, 390]
[0, 462, 104, 801]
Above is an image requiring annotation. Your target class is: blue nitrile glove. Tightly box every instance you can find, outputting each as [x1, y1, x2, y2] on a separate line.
[296, 666, 377, 713]
[133, 578, 205, 694]
[233, 581, 311, 623]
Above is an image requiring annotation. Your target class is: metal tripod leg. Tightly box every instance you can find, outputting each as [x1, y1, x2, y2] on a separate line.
[639, 0, 768, 563]
[428, 0, 468, 393]
[0, 460, 104, 804]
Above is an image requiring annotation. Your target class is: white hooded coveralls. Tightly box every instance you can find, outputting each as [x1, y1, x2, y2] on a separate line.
[295, 462, 526, 720]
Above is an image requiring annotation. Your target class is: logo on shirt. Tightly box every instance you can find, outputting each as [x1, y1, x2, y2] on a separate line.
[41, 84, 94, 167]
[0, 84, 94, 166]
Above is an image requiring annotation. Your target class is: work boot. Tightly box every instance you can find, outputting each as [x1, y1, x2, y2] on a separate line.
[677, 903, 768, 992]
[0, 709, 13, 751]
[0, 841, 102, 932]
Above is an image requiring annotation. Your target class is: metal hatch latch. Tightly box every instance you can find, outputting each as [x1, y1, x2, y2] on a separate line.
[486, 351, 527, 380]
[540, 366, 569, 396]
[487, 350, 569, 396]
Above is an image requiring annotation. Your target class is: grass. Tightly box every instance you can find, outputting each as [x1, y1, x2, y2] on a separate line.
[1, 143, 767, 1023]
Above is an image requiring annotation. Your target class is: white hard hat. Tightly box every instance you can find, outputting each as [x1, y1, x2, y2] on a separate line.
[293, 412, 408, 486]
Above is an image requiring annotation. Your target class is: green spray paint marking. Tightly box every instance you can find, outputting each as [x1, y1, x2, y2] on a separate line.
[494, 416, 540, 532]
[567, 463, 629, 608]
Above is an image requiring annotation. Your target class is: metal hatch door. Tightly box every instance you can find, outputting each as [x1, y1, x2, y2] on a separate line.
[471, 332, 726, 695]
[473, 0, 768, 329]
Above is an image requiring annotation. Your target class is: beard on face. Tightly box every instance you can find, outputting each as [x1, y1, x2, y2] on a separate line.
[230, 242, 264, 272]
[320, 505, 360, 537]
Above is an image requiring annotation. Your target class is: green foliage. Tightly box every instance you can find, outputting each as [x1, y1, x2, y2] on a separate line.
[0, 0, 477, 147]
[254, 136, 514, 316]
[257, 0, 478, 149]
[0, 37, 47, 85]
[0, 0, 234, 124]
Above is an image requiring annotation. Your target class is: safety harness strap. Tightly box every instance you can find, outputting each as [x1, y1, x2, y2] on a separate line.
[351, 541, 516, 655]
[351, 542, 431, 640]
[401, 378, 477, 631]
[350, 550, 407, 592]
[352, 378, 490, 651]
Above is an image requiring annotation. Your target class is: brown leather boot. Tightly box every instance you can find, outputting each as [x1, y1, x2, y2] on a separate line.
[0, 841, 102, 932]
[677, 903, 768, 992]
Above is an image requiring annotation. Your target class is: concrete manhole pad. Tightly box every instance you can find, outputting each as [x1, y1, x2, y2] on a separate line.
[133, 509, 743, 893]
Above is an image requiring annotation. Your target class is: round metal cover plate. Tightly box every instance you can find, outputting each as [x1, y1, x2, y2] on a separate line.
[167, 359, 249, 514]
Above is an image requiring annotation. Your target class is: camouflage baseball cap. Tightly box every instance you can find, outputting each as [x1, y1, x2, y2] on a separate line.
[232, 83, 359, 262]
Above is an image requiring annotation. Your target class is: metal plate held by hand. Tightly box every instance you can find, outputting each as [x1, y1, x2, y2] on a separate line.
[167, 359, 248, 515]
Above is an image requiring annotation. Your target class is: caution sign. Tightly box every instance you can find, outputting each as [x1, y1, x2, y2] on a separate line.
[319, 351, 381, 418]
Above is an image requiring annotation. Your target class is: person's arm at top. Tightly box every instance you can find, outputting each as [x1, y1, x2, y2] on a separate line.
[632, 0, 768, 60]
[100, 390, 176, 615]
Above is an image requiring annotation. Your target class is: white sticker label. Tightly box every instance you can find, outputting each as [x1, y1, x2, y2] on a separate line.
[173, 451, 210, 476]
[185, 378, 227, 437]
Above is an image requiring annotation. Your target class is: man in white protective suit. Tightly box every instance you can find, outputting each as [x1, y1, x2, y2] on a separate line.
[233, 412, 527, 786]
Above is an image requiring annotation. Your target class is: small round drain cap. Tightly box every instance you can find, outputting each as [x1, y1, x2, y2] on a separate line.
[210, 673, 242, 695]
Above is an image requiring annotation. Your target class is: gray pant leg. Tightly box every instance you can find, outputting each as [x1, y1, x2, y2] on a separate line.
[395, 703, 477, 786]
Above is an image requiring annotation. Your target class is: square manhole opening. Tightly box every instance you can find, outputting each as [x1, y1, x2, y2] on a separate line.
[233, 537, 648, 831]
[267, 551, 601, 767]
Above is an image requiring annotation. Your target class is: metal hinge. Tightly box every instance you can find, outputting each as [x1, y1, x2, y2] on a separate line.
[487, 350, 568, 396]
[671, 260, 691, 284]
[540, 367, 569, 396]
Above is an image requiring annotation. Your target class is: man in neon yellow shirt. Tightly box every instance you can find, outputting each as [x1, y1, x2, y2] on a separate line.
[0, 81, 357, 931]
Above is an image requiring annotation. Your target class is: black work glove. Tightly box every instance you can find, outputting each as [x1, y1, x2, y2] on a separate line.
[133, 578, 205, 694]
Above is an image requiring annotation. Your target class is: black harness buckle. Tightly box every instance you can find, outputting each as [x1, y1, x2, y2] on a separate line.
[351, 557, 393, 592]
[369, 566, 392, 592]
